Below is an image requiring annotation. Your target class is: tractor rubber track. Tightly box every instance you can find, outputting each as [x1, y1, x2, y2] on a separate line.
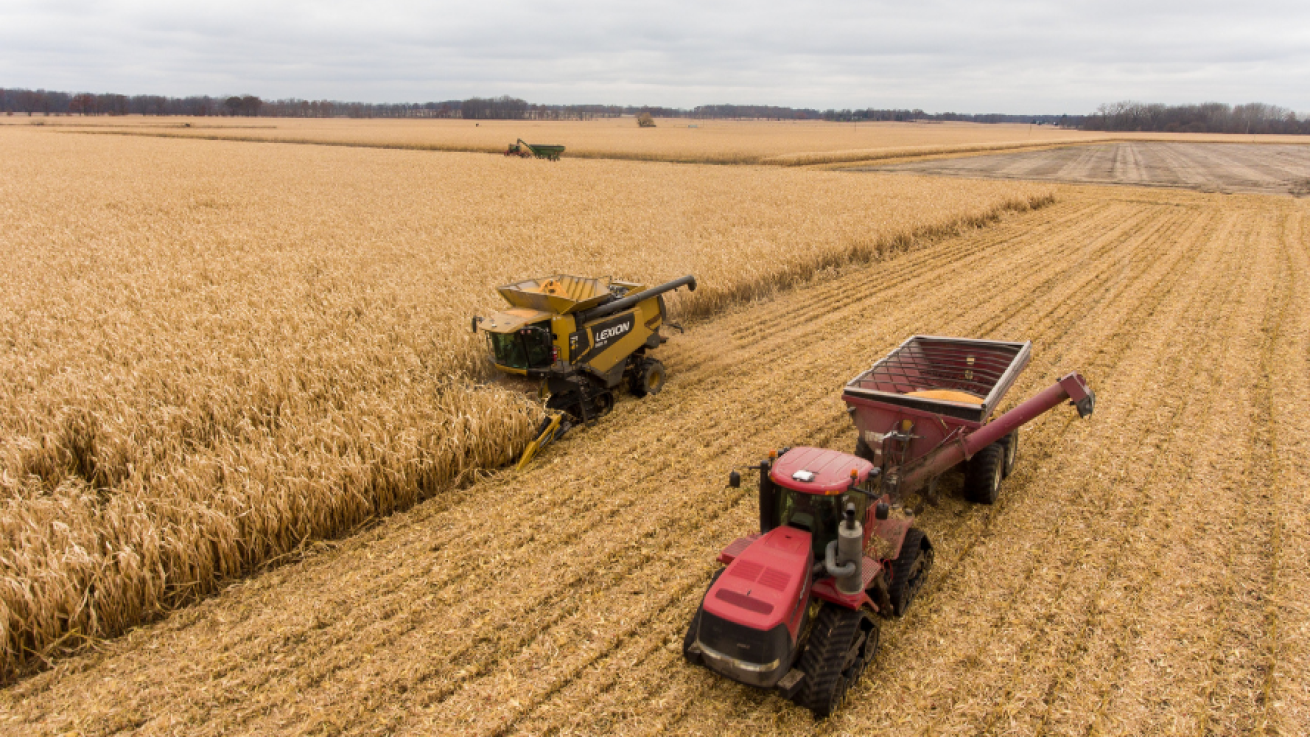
[795, 605, 868, 716]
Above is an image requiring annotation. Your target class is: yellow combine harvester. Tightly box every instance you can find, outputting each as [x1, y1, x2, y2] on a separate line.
[472, 274, 696, 467]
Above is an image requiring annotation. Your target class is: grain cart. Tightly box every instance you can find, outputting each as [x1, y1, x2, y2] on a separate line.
[472, 275, 696, 463]
[505, 138, 566, 160]
[683, 335, 1095, 717]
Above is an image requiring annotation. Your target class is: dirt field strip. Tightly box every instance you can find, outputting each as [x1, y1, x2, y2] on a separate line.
[1038, 209, 1258, 735]
[860, 202, 1237, 735]
[867, 142, 1310, 196]
[3, 188, 1308, 736]
[1264, 206, 1310, 734]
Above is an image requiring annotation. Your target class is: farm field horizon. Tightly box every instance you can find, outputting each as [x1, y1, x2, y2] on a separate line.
[2, 122, 1308, 735]
[9, 115, 1310, 166]
[870, 141, 1310, 196]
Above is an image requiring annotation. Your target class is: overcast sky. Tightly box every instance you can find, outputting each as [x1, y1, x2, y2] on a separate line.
[2, 0, 1307, 113]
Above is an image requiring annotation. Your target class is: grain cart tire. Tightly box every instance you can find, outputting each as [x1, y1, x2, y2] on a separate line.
[1001, 428, 1019, 478]
[630, 359, 666, 398]
[888, 528, 933, 616]
[963, 443, 1005, 504]
[796, 605, 879, 718]
[682, 569, 724, 665]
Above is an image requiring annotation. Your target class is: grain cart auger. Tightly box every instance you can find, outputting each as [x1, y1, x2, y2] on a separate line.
[682, 335, 1095, 717]
[472, 274, 696, 468]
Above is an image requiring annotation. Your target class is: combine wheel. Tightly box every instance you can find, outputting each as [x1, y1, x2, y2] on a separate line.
[1001, 428, 1019, 477]
[592, 391, 615, 417]
[887, 529, 933, 616]
[963, 442, 1005, 504]
[630, 359, 666, 397]
[796, 605, 879, 718]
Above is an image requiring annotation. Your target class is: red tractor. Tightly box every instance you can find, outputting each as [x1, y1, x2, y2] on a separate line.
[682, 336, 1096, 716]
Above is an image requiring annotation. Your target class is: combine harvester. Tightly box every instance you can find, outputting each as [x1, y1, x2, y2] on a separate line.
[473, 274, 696, 467]
[683, 336, 1096, 716]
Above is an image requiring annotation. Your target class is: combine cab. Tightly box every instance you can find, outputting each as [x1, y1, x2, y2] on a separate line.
[684, 335, 1096, 716]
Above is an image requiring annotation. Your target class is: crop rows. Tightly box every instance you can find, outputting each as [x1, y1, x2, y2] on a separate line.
[4, 185, 1304, 736]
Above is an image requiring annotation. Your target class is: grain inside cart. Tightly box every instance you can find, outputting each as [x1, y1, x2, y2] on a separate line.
[684, 335, 1096, 716]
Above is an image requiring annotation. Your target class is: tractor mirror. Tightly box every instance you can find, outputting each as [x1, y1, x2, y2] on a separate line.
[728, 471, 741, 488]
[471, 316, 483, 333]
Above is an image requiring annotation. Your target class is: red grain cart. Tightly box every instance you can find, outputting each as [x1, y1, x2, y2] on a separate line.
[844, 335, 1092, 503]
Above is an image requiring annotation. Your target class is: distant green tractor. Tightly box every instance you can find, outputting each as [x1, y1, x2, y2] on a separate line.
[504, 139, 566, 160]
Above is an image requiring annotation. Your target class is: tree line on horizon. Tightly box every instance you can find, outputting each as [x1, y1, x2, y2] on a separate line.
[0, 90, 626, 120]
[1084, 101, 1310, 134]
[1, 87, 1305, 133]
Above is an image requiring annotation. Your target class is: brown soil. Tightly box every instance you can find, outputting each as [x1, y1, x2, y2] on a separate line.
[3, 186, 1308, 736]
[862, 142, 1310, 196]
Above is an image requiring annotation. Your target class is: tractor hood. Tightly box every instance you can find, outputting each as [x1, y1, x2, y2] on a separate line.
[479, 307, 551, 334]
[703, 525, 812, 636]
[696, 525, 813, 688]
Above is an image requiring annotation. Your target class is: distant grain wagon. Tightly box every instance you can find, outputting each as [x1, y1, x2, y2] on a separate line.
[505, 138, 565, 160]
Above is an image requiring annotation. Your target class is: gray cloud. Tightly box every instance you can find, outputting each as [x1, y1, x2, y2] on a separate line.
[2, 0, 1307, 112]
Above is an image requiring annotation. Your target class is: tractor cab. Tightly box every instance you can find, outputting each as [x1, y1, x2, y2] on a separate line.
[767, 446, 878, 559]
